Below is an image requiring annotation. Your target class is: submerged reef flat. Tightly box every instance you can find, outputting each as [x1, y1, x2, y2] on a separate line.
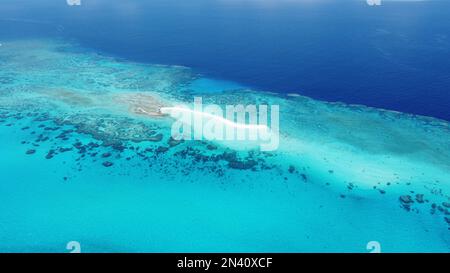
[0, 39, 449, 252]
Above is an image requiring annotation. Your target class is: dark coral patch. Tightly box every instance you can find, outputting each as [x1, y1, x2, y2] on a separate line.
[45, 149, 56, 159]
[399, 195, 414, 211]
[288, 165, 296, 173]
[156, 146, 169, 153]
[206, 144, 217, 150]
[415, 194, 424, 203]
[168, 137, 183, 147]
[228, 160, 257, 170]
[300, 173, 308, 182]
[102, 161, 113, 167]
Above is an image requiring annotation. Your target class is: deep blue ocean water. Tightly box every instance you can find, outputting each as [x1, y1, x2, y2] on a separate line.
[1, 0, 450, 120]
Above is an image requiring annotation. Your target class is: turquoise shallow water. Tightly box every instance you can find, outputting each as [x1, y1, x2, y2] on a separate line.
[0, 39, 449, 252]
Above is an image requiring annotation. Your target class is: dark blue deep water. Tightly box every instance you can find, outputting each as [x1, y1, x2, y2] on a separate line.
[1, 0, 450, 120]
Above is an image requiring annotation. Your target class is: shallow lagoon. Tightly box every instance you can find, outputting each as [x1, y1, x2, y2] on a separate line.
[0, 40, 449, 252]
